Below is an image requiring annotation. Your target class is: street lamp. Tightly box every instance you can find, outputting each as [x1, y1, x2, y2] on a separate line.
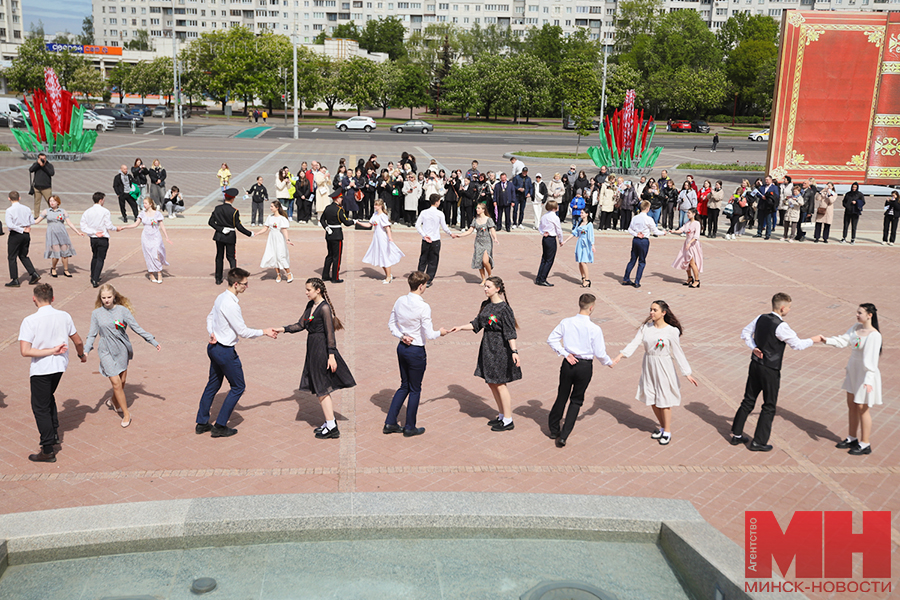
[600, 41, 610, 120]
[292, 32, 299, 140]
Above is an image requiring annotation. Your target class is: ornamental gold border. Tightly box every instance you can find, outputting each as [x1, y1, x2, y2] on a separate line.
[867, 166, 900, 177]
[873, 114, 900, 126]
[783, 24, 885, 174]
[881, 62, 900, 75]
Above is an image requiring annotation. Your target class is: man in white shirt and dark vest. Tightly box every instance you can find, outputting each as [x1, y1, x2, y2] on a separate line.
[18, 283, 86, 462]
[384, 271, 449, 437]
[5, 190, 41, 287]
[730, 292, 822, 451]
[196, 267, 277, 438]
[546, 293, 614, 447]
[415, 193, 458, 286]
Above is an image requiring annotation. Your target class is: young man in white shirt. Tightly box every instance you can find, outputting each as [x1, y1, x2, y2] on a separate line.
[196, 267, 278, 438]
[80, 192, 120, 288]
[546, 294, 614, 447]
[18, 283, 86, 462]
[384, 271, 449, 437]
[622, 200, 666, 289]
[535, 200, 565, 286]
[415, 194, 458, 287]
[5, 190, 41, 287]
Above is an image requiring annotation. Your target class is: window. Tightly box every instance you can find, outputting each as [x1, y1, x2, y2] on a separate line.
[525, 16, 537, 22]
[427, 3, 435, 9]
[716, 7, 726, 13]
[528, 3, 537, 9]
[187, 30, 198, 36]
[484, 15, 496, 22]
[768, 7, 781, 13]
[590, 5, 601, 12]
[109, 6, 116, 12]
[110, 18, 118, 24]
[131, 18, 137, 24]
[576, 5, 587, 11]
[313, 11, 324, 16]
[175, 7, 185, 13]
[151, 29, 162, 35]
[110, 28, 118, 34]
[342, 1, 349, 6]
[187, 7, 197, 12]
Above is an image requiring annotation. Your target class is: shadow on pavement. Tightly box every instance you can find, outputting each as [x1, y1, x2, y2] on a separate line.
[684, 401, 733, 440]
[425, 383, 495, 420]
[594, 396, 657, 433]
[777, 405, 841, 442]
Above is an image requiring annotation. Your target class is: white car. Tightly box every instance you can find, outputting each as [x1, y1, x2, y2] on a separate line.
[84, 110, 115, 131]
[335, 116, 376, 132]
[748, 128, 769, 142]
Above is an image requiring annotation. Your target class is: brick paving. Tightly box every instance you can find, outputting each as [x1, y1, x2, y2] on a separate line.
[0, 132, 898, 597]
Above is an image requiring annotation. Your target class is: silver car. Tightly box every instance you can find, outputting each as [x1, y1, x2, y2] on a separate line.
[390, 120, 434, 134]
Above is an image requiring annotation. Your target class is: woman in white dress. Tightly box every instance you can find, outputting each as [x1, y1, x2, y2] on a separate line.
[257, 200, 294, 283]
[119, 197, 171, 284]
[819, 303, 882, 455]
[362, 198, 404, 283]
[613, 300, 698, 445]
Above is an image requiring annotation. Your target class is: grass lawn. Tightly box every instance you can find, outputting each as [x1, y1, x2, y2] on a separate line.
[676, 162, 765, 172]
[514, 151, 593, 159]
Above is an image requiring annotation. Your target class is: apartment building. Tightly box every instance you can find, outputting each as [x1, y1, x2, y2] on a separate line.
[92, 0, 892, 49]
[0, 0, 24, 44]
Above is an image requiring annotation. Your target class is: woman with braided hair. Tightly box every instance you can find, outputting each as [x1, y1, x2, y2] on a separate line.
[449, 276, 521, 432]
[275, 277, 356, 439]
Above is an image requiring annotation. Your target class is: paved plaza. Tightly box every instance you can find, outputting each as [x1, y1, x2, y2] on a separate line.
[0, 127, 897, 596]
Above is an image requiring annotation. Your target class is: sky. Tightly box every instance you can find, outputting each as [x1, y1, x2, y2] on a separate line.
[24, 0, 92, 37]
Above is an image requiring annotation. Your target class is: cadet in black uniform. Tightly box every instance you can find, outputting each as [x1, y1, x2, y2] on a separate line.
[320, 190, 357, 283]
[209, 188, 254, 285]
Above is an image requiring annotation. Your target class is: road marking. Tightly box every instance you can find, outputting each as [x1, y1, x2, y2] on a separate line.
[143, 127, 165, 136]
[186, 142, 290, 213]
[311, 128, 319, 133]
[414, 146, 446, 173]
[0, 139, 152, 173]
[161, 146, 178, 151]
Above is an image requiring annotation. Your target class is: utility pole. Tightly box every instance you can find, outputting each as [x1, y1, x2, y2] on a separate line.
[600, 43, 609, 120]
[292, 33, 298, 140]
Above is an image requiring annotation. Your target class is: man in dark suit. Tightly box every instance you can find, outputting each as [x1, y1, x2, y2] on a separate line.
[209, 188, 254, 285]
[320, 190, 356, 283]
[112, 164, 139, 223]
[492, 173, 515, 232]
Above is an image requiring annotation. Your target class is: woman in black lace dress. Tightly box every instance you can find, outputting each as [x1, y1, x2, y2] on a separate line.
[450, 276, 521, 432]
[276, 277, 355, 439]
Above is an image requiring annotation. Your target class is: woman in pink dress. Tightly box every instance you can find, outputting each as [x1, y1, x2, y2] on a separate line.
[120, 198, 172, 284]
[670, 207, 703, 288]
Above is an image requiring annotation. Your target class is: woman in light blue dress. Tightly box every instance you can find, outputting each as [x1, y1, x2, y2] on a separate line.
[568, 210, 595, 288]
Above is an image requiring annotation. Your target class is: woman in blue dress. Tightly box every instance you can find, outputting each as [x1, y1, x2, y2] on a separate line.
[565, 210, 595, 288]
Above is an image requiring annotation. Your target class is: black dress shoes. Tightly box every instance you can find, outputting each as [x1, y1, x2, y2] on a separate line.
[491, 420, 515, 432]
[28, 451, 57, 463]
[29, 273, 41, 285]
[620, 280, 633, 286]
[403, 427, 426, 437]
[215, 279, 223, 285]
[383, 423, 402, 434]
[848, 444, 872, 455]
[315, 425, 340, 439]
[195, 423, 213, 435]
[332, 279, 344, 284]
[6, 279, 20, 287]
[487, 416, 502, 427]
[549, 431, 560, 439]
[835, 438, 859, 449]
[555, 438, 566, 448]
[92, 280, 100, 288]
[729, 435, 748, 446]
[210, 424, 238, 438]
[748, 440, 773, 452]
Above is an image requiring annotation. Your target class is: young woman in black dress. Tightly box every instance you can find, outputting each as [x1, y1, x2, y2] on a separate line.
[275, 277, 355, 439]
[450, 276, 521, 431]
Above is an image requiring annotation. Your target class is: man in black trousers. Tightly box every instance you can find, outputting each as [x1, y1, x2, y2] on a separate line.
[112, 164, 139, 223]
[730, 292, 821, 451]
[320, 190, 356, 283]
[5, 190, 41, 287]
[546, 293, 614, 447]
[415, 194, 457, 287]
[209, 188, 254, 285]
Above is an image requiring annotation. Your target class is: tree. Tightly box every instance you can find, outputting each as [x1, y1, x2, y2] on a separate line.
[2, 37, 99, 92]
[314, 22, 361, 44]
[125, 29, 153, 51]
[107, 62, 132, 102]
[184, 27, 262, 114]
[69, 65, 104, 96]
[406, 23, 460, 69]
[717, 13, 779, 51]
[393, 61, 429, 119]
[370, 60, 401, 118]
[28, 20, 45, 40]
[752, 56, 777, 116]
[295, 46, 323, 116]
[443, 62, 478, 117]
[458, 23, 520, 61]
[602, 63, 643, 115]
[646, 65, 727, 117]
[726, 39, 777, 107]
[615, 0, 661, 53]
[523, 24, 565, 73]
[510, 54, 551, 123]
[319, 56, 344, 117]
[78, 16, 95, 46]
[340, 56, 378, 115]
[52, 32, 72, 44]
[359, 17, 407, 60]
[431, 35, 454, 115]
[558, 57, 599, 154]
[641, 10, 722, 76]
[472, 54, 514, 120]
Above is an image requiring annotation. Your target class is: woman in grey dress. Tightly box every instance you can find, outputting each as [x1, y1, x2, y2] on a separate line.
[84, 284, 160, 428]
[458, 202, 499, 285]
[34, 195, 83, 278]
[449, 277, 521, 432]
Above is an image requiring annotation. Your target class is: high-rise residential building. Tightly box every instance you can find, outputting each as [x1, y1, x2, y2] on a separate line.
[0, 0, 25, 43]
[92, 0, 888, 49]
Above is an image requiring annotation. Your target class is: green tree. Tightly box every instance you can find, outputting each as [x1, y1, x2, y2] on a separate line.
[646, 65, 727, 117]
[614, 0, 661, 53]
[319, 56, 344, 117]
[340, 56, 378, 115]
[717, 13, 779, 51]
[523, 24, 565, 73]
[752, 55, 778, 116]
[726, 39, 777, 107]
[558, 57, 599, 154]
[603, 63, 643, 115]
[125, 29, 153, 51]
[314, 22, 361, 44]
[78, 16, 95, 46]
[2, 37, 98, 92]
[472, 54, 513, 120]
[295, 46, 324, 116]
[52, 32, 72, 44]
[28, 20, 45, 40]
[458, 23, 520, 61]
[183, 27, 261, 114]
[107, 62, 132, 102]
[370, 60, 401, 117]
[70, 65, 104, 96]
[641, 10, 722, 75]
[510, 54, 551, 123]
[406, 23, 460, 70]
[442, 62, 479, 117]
[359, 17, 408, 60]
[393, 60, 429, 119]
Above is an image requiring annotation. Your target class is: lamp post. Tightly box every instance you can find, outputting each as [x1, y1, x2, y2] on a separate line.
[732, 92, 738, 127]
[292, 33, 298, 140]
[600, 41, 609, 120]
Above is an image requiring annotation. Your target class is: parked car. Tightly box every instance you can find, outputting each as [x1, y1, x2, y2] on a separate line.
[113, 103, 130, 112]
[130, 104, 153, 116]
[563, 117, 600, 130]
[84, 110, 116, 131]
[93, 103, 108, 110]
[335, 116, 377, 132]
[390, 119, 434, 134]
[0, 112, 25, 128]
[80, 101, 94, 111]
[748, 128, 770, 141]
[94, 107, 144, 127]
[176, 105, 191, 119]
[691, 120, 710, 133]
[671, 120, 692, 132]
[151, 105, 173, 118]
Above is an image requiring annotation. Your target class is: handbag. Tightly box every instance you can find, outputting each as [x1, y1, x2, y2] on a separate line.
[723, 202, 734, 216]
[354, 189, 363, 202]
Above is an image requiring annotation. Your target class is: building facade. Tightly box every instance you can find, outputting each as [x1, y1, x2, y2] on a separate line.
[92, 0, 893, 49]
